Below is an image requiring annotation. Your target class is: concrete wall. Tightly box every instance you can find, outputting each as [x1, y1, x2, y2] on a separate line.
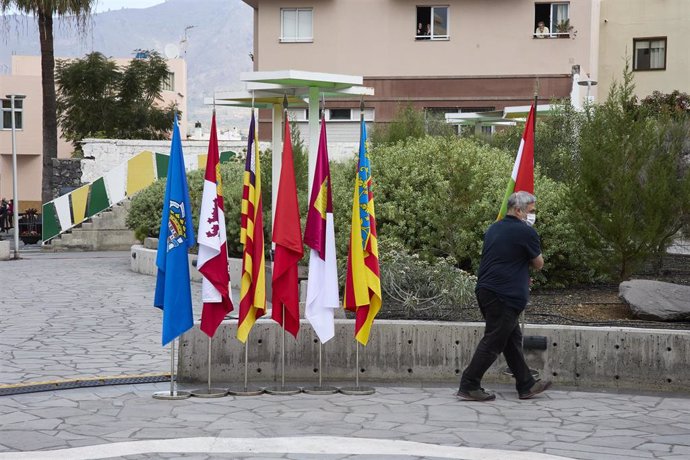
[177, 320, 690, 393]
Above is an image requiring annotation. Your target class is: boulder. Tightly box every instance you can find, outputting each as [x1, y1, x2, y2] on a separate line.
[619, 279, 690, 321]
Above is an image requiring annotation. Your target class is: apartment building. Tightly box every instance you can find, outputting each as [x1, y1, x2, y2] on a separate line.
[242, 0, 601, 141]
[0, 55, 187, 210]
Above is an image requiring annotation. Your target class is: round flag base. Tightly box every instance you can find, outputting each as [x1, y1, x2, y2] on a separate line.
[339, 386, 375, 396]
[152, 390, 191, 400]
[190, 388, 228, 398]
[264, 385, 302, 395]
[302, 385, 339, 395]
[502, 367, 540, 379]
[227, 386, 264, 396]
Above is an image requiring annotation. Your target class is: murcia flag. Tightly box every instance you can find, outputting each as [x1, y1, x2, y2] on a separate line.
[497, 103, 535, 220]
[154, 114, 195, 346]
[237, 112, 266, 343]
[271, 119, 303, 338]
[197, 112, 233, 337]
[304, 116, 339, 343]
[344, 118, 382, 346]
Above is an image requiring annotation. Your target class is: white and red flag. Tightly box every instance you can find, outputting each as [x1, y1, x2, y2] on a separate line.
[197, 112, 233, 337]
[304, 116, 339, 343]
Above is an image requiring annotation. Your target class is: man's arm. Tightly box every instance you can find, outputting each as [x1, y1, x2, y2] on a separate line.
[530, 254, 544, 271]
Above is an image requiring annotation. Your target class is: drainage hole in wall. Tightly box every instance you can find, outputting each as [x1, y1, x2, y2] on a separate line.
[257, 339, 262, 344]
[257, 368, 262, 373]
[408, 339, 413, 345]
[575, 342, 580, 347]
[614, 375, 619, 380]
[360, 368, 366, 373]
[313, 368, 318, 373]
[667, 347, 672, 352]
[455, 340, 460, 345]
[552, 342, 558, 347]
[552, 372, 558, 377]
[667, 378, 672, 383]
[575, 373, 580, 378]
[455, 369, 460, 374]
[313, 339, 318, 344]
[407, 368, 413, 373]
[615, 345, 620, 349]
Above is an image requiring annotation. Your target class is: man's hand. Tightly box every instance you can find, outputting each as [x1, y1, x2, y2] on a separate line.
[530, 254, 544, 271]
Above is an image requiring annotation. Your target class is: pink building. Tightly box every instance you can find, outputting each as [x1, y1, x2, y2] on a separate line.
[0, 55, 187, 211]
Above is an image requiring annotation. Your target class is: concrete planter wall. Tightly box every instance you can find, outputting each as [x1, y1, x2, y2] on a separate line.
[130, 244, 690, 393]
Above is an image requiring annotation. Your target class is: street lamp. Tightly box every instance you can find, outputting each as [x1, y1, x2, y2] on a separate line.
[577, 73, 598, 104]
[6, 93, 26, 259]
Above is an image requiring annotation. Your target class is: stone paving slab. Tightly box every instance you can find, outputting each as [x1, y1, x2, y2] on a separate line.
[0, 384, 690, 459]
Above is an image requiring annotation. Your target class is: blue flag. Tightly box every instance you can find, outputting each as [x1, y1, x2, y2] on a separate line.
[154, 114, 195, 346]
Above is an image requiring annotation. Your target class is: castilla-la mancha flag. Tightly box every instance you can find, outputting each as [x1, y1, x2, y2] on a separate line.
[497, 103, 535, 220]
[304, 116, 339, 343]
[344, 118, 381, 346]
[237, 112, 266, 343]
[271, 119, 303, 338]
[197, 112, 233, 337]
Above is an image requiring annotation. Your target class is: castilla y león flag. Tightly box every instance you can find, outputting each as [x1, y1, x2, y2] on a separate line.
[344, 118, 381, 346]
[304, 116, 339, 344]
[197, 112, 233, 337]
[237, 112, 266, 343]
[497, 103, 535, 220]
[271, 119, 303, 338]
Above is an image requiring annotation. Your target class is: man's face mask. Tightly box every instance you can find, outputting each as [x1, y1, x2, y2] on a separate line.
[525, 212, 536, 227]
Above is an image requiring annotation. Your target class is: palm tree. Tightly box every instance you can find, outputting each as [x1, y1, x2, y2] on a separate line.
[0, 0, 94, 205]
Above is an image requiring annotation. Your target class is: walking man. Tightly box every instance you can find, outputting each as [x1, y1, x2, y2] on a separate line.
[458, 191, 551, 401]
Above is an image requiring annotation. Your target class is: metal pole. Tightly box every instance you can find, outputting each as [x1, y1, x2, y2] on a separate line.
[207, 336, 212, 391]
[243, 341, 249, 391]
[9, 95, 20, 259]
[355, 341, 360, 388]
[318, 342, 323, 388]
[281, 303, 286, 389]
[170, 338, 176, 396]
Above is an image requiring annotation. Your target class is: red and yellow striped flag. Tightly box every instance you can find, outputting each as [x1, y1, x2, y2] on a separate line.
[237, 112, 266, 343]
[344, 118, 382, 346]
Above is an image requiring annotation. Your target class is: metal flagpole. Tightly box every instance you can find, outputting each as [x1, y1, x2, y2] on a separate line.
[191, 336, 227, 397]
[304, 340, 338, 394]
[154, 339, 190, 399]
[228, 338, 263, 396]
[266, 304, 300, 395]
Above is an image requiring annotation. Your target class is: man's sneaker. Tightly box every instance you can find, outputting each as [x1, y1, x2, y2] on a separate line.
[518, 380, 552, 400]
[457, 388, 496, 401]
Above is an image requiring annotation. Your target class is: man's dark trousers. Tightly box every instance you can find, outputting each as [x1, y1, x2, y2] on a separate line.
[459, 288, 536, 394]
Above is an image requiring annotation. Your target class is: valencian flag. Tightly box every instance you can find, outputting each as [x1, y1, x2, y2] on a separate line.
[197, 112, 233, 337]
[304, 116, 339, 343]
[154, 114, 195, 346]
[237, 112, 266, 343]
[344, 118, 382, 346]
[271, 119, 303, 338]
[497, 103, 535, 220]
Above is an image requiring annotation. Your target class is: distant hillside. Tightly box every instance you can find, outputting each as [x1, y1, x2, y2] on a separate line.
[0, 0, 254, 133]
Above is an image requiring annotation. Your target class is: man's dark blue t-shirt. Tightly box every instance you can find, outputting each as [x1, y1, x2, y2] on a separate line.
[475, 215, 541, 311]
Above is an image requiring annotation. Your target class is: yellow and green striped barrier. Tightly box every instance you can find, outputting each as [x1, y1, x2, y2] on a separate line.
[42, 149, 238, 242]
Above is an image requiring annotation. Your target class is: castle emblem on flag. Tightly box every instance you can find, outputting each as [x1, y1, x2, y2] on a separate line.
[167, 200, 187, 250]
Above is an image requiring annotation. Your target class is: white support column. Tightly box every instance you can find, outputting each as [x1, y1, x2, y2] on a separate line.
[307, 86, 320, 199]
[271, 103, 282, 232]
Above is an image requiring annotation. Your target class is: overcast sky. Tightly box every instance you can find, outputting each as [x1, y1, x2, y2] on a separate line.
[94, 1, 166, 13]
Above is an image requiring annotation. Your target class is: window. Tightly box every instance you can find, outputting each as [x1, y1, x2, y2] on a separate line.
[1, 99, 23, 130]
[633, 37, 667, 71]
[328, 109, 352, 120]
[281, 8, 313, 42]
[534, 2, 569, 37]
[416, 6, 449, 40]
[161, 72, 175, 91]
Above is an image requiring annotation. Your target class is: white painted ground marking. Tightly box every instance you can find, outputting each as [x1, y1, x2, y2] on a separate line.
[0, 436, 575, 459]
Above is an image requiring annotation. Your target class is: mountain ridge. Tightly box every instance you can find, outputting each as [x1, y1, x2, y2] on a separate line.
[0, 0, 254, 133]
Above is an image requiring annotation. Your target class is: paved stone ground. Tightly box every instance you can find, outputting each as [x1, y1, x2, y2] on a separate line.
[2, 251, 690, 459]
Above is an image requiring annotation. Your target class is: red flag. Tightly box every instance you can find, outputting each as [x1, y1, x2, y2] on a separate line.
[271, 120, 303, 338]
[497, 104, 535, 219]
[197, 113, 233, 337]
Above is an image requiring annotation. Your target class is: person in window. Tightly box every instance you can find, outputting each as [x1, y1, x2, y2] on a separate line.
[535, 21, 550, 38]
[425, 23, 431, 36]
[417, 22, 423, 36]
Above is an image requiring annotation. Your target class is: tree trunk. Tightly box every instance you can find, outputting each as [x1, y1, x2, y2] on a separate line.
[38, 9, 58, 205]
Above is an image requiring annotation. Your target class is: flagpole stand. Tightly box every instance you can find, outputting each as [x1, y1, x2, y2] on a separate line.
[303, 341, 338, 395]
[266, 305, 301, 395]
[191, 336, 228, 398]
[153, 339, 191, 400]
[228, 340, 264, 396]
[340, 340, 374, 395]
